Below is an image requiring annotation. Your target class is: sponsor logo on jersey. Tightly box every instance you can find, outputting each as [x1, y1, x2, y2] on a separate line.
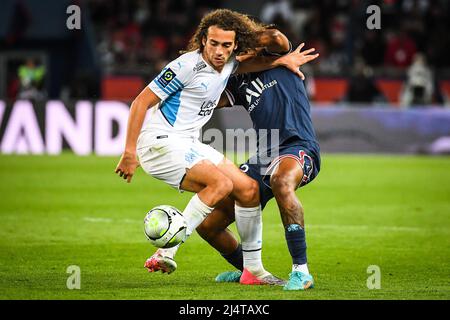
[157, 68, 176, 88]
[198, 100, 216, 116]
[245, 77, 278, 112]
[193, 61, 207, 72]
[200, 82, 209, 91]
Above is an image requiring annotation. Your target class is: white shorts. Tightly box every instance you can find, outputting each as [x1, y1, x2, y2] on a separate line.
[136, 132, 224, 190]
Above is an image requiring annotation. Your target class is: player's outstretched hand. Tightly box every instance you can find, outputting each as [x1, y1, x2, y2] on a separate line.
[277, 43, 319, 80]
[115, 152, 140, 183]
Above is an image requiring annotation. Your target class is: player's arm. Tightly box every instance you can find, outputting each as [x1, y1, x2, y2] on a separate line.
[257, 28, 291, 55]
[216, 92, 231, 109]
[115, 87, 161, 183]
[236, 29, 290, 61]
[235, 43, 319, 79]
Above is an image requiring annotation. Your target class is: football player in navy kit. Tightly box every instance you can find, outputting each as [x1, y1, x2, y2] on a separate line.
[196, 38, 321, 290]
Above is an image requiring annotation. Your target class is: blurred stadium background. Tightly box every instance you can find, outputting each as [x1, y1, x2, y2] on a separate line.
[0, 0, 449, 300]
[1, 0, 450, 155]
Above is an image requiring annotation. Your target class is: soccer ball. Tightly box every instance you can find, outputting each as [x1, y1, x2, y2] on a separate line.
[143, 205, 187, 248]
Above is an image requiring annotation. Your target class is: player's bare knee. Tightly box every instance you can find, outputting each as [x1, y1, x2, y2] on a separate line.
[237, 179, 259, 206]
[213, 177, 233, 201]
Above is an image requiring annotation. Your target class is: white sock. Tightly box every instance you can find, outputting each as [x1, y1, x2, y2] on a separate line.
[293, 263, 310, 275]
[235, 204, 269, 277]
[157, 245, 180, 259]
[157, 194, 213, 259]
[183, 193, 214, 238]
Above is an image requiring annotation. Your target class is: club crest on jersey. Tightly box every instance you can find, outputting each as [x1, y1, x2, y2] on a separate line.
[298, 150, 314, 184]
[158, 68, 176, 88]
[185, 148, 202, 164]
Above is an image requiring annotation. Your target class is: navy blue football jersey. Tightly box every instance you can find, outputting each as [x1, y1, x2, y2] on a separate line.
[225, 67, 320, 168]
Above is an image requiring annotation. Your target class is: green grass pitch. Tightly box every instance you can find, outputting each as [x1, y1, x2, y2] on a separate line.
[0, 154, 449, 300]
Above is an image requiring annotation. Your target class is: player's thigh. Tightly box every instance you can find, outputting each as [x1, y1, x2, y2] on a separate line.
[217, 158, 259, 204]
[270, 157, 304, 193]
[180, 159, 232, 194]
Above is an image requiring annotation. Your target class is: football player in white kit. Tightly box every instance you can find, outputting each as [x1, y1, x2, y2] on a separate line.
[115, 9, 318, 284]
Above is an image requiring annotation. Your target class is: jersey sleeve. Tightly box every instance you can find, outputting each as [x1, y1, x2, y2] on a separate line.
[224, 74, 246, 107]
[148, 57, 192, 101]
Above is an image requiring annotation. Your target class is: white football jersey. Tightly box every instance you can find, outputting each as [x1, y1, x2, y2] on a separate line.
[143, 50, 239, 139]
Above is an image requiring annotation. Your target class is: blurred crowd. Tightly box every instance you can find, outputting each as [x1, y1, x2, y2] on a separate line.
[260, 0, 449, 104]
[4, 0, 443, 104]
[85, 0, 450, 105]
[88, 0, 222, 79]
[89, 1, 449, 70]
[268, 0, 450, 71]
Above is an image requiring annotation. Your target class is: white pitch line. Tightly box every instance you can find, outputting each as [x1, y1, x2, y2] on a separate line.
[82, 217, 140, 224]
[82, 217, 113, 223]
[122, 218, 140, 224]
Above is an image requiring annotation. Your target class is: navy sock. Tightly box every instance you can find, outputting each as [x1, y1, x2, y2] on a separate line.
[221, 243, 244, 271]
[285, 224, 307, 265]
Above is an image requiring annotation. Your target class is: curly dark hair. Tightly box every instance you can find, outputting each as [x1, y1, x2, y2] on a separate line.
[183, 9, 265, 55]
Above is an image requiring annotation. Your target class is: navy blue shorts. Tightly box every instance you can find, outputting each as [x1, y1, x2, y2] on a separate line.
[239, 146, 320, 210]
